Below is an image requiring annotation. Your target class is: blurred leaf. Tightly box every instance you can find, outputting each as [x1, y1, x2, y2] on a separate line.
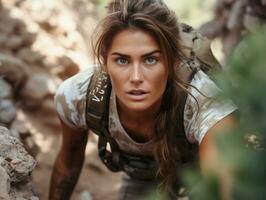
[184, 28, 266, 200]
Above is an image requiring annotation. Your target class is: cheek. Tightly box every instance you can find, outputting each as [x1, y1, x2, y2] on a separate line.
[106, 61, 124, 96]
[153, 69, 168, 95]
[157, 79, 168, 97]
[154, 67, 168, 85]
[109, 73, 126, 93]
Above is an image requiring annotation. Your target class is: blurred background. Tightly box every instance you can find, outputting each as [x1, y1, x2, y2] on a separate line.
[0, 0, 265, 199]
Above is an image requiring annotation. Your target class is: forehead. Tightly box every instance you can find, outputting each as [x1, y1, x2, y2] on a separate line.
[108, 29, 160, 55]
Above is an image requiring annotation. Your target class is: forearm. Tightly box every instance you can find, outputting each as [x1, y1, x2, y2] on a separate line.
[199, 114, 237, 200]
[49, 119, 88, 200]
[49, 152, 85, 200]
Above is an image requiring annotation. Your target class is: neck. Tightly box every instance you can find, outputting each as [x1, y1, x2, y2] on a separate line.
[117, 100, 161, 125]
[116, 97, 163, 142]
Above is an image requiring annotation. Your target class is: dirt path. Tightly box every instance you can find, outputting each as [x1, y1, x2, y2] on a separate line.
[21, 108, 121, 200]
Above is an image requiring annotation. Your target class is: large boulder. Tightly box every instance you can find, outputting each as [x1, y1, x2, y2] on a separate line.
[0, 126, 38, 200]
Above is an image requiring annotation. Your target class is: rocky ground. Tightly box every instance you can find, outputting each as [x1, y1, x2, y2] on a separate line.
[0, 0, 121, 199]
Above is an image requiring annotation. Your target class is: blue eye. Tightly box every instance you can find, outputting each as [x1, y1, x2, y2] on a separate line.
[144, 56, 157, 65]
[116, 57, 129, 65]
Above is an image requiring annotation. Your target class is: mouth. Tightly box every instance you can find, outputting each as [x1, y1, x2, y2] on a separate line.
[127, 89, 148, 95]
[126, 89, 149, 100]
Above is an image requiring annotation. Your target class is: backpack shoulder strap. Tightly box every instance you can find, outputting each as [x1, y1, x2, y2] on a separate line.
[85, 68, 111, 135]
[86, 68, 122, 172]
[179, 23, 221, 76]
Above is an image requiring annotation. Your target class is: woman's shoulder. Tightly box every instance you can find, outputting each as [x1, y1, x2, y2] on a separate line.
[184, 69, 238, 144]
[190, 69, 220, 97]
[54, 66, 95, 130]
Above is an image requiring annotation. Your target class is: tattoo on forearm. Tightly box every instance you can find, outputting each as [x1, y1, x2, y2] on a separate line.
[50, 166, 81, 200]
[50, 133, 87, 200]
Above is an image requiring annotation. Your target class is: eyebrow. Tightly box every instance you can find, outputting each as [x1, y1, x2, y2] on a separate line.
[111, 50, 161, 58]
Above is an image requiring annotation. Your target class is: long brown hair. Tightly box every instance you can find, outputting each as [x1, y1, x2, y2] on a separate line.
[92, 0, 194, 194]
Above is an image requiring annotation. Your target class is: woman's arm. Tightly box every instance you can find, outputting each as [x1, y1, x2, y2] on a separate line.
[49, 119, 89, 200]
[199, 113, 237, 200]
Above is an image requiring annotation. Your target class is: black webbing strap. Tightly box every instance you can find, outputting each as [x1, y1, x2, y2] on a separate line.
[86, 68, 111, 135]
[98, 128, 122, 172]
[86, 68, 122, 172]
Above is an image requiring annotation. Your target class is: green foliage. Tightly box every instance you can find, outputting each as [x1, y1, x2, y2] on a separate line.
[184, 29, 266, 200]
[184, 169, 221, 200]
[217, 29, 266, 199]
[217, 29, 266, 134]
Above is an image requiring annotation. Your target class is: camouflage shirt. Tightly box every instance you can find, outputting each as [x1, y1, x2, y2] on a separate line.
[54, 65, 237, 156]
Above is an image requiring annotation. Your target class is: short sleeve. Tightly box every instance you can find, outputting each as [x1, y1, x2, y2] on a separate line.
[54, 66, 94, 130]
[184, 70, 238, 144]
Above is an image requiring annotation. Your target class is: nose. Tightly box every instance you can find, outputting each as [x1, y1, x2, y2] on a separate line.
[130, 62, 143, 84]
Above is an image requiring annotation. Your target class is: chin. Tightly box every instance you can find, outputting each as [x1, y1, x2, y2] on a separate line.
[117, 94, 163, 113]
[127, 105, 150, 112]
[122, 100, 160, 113]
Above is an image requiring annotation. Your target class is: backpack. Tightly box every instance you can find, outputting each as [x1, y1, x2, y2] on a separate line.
[85, 23, 221, 180]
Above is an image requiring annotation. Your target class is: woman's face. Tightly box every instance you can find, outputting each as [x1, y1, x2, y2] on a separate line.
[106, 29, 168, 113]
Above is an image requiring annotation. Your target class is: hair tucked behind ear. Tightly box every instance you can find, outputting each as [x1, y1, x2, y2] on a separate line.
[92, 0, 196, 196]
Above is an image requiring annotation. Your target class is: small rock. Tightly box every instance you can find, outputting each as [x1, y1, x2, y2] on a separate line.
[10, 119, 40, 157]
[20, 32, 37, 47]
[0, 52, 28, 88]
[20, 73, 58, 107]
[10, 118, 29, 138]
[0, 79, 16, 125]
[0, 99, 16, 125]
[56, 56, 80, 79]
[5, 35, 24, 50]
[0, 33, 8, 47]
[0, 78, 12, 98]
[79, 191, 93, 200]
[17, 48, 44, 64]
[0, 11, 18, 35]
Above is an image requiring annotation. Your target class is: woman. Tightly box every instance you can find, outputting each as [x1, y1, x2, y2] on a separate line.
[49, 0, 237, 199]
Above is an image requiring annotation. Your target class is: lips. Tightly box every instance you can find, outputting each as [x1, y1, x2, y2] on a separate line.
[128, 90, 147, 95]
[126, 89, 149, 100]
